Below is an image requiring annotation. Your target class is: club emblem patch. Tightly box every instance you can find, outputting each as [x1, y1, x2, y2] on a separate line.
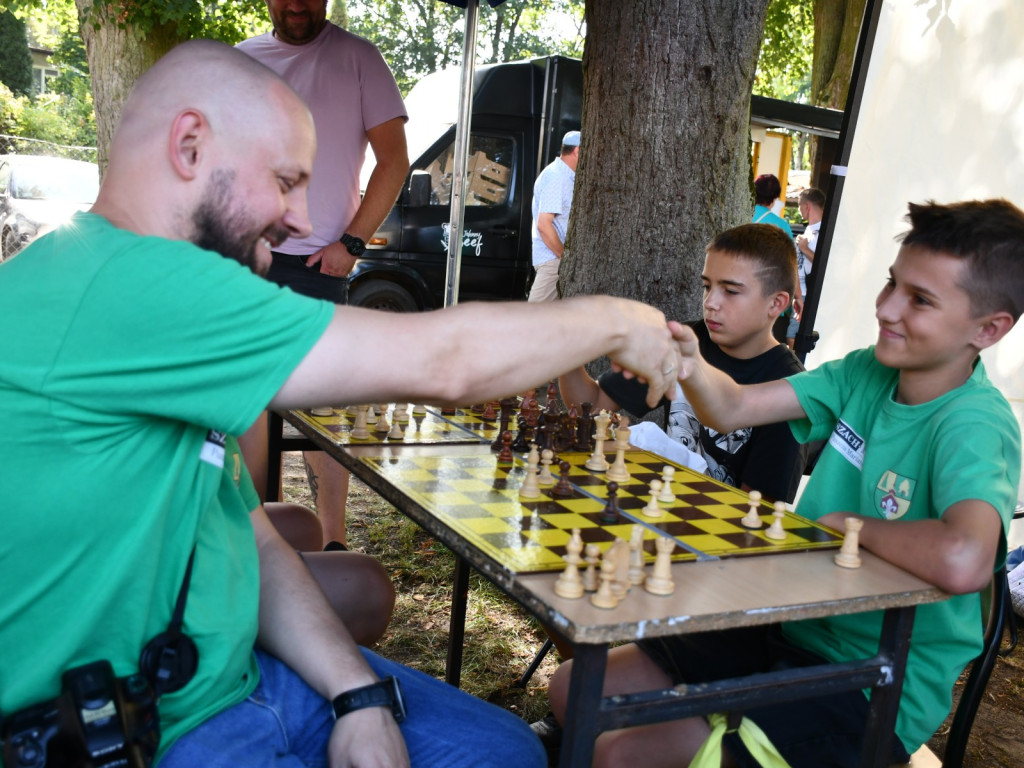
[875, 470, 915, 520]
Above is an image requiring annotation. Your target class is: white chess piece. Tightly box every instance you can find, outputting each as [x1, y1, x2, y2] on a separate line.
[740, 490, 763, 529]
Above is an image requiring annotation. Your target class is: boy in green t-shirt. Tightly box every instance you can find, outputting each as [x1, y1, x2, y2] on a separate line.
[544, 199, 1024, 768]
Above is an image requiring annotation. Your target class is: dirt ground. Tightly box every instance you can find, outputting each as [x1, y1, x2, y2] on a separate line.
[929, 633, 1024, 767]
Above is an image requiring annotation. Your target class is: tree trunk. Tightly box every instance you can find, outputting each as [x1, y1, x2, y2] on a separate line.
[561, 0, 771, 327]
[76, 1, 184, 177]
[809, 0, 866, 189]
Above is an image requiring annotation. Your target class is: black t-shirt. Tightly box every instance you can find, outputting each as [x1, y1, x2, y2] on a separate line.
[598, 320, 808, 502]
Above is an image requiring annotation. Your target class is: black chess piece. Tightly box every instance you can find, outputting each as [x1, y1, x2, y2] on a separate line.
[551, 460, 574, 498]
[599, 481, 621, 524]
[577, 402, 595, 452]
[497, 431, 514, 464]
[510, 414, 530, 454]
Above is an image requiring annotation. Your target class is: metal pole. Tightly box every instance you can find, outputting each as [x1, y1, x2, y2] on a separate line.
[443, 0, 481, 308]
[795, 0, 884, 359]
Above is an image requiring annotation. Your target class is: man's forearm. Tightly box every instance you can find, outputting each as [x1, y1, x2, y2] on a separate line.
[346, 157, 407, 240]
[252, 506, 376, 698]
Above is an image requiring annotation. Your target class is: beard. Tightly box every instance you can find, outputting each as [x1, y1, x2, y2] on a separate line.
[191, 170, 268, 275]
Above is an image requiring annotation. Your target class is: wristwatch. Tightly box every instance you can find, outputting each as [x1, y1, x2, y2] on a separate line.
[331, 676, 406, 723]
[340, 233, 366, 257]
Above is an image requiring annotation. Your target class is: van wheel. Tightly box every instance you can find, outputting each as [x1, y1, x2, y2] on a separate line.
[349, 280, 418, 312]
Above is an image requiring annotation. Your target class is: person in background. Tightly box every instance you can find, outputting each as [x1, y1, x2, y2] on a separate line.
[237, 0, 410, 548]
[789, 187, 825, 349]
[528, 130, 581, 302]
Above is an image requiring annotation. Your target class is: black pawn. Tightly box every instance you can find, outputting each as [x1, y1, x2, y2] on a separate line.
[551, 460, 574, 498]
[599, 481, 621, 523]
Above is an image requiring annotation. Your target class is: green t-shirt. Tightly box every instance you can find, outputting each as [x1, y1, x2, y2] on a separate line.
[0, 213, 334, 760]
[783, 347, 1021, 752]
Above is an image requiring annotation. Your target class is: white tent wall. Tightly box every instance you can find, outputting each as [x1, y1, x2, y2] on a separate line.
[809, 0, 1024, 543]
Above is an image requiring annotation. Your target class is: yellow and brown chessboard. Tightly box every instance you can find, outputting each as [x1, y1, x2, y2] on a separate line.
[359, 448, 842, 573]
[291, 406, 506, 446]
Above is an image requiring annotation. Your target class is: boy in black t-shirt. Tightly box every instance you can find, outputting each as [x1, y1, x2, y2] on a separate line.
[557, 223, 808, 502]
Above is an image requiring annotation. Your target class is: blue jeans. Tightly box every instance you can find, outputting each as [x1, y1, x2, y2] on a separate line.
[158, 649, 545, 768]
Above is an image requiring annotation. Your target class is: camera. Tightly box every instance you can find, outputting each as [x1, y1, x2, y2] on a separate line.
[2, 660, 160, 768]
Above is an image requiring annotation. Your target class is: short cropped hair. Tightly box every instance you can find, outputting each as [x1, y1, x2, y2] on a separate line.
[900, 199, 1024, 321]
[799, 188, 826, 209]
[708, 223, 797, 298]
[754, 174, 782, 206]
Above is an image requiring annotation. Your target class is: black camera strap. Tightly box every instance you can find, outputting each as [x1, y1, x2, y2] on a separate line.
[138, 546, 199, 697]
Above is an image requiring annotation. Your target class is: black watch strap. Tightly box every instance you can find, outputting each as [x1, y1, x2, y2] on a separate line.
[340, 232, 366, 256]
[331, 676, 406, 723]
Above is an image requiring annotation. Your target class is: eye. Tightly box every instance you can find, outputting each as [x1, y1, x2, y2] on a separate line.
[912, 294, 932, 307]
[701, 283, 711, 294]
[278, 176, 296, 193]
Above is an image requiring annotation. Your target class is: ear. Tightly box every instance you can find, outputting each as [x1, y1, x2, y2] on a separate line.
[168, 109, 207, 181]
[971, 311, 1015, 350]
[767, 291, 790, 318]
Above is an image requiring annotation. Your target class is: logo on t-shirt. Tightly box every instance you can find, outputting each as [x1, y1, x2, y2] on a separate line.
[874, 470, 915, 520]
[828, 419, 865, 470]
[199, 429, 226, 468]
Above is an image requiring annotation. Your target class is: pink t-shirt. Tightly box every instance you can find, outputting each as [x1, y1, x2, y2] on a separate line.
[237, 24, 407, 255]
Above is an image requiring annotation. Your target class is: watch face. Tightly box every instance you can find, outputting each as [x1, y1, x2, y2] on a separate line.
[342, 234, 366, 256]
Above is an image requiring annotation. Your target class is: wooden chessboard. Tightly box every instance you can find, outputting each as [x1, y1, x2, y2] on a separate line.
[290, 406, 506, 446]
[358, 448, 842, 573]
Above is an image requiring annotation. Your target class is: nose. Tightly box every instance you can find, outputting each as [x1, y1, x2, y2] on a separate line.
[875, 286, 900, 324]
[703, 288, 719, 311]
[283, 190, 312, 240]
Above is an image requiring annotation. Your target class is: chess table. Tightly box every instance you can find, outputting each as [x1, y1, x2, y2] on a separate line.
[269, 409, 947, 768]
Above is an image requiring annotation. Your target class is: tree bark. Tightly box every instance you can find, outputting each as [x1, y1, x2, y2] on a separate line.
[76, 1, 184, 177]
[561, 0, 771, 326]
[809, 0, 866, 189]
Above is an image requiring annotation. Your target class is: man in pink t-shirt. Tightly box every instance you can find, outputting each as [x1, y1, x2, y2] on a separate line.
[237, 0, 409, 546]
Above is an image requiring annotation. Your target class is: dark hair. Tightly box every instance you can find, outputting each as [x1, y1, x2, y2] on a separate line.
[707, 223, 797, 298]
[754, 174, 782, 206]
[799, 188, 826, 208]
[900, 199, 1024, 321]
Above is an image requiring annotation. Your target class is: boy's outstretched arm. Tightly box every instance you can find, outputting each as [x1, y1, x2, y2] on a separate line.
[820, 502, 1002, 595]
[670, 321, 806, 431]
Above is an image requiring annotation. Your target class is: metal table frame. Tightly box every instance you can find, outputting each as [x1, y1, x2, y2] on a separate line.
[267, 410, 943, 768]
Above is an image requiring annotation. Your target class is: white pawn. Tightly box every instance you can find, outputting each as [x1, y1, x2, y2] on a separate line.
[412, 404, 428, 415]
[590, 556, 619, 609]
[554, 529, 585, 599]
[645, 536, 676, 596]
[834, 517, 863, 569]
[365, 404, 378, 424]
[387, 417, 405, 440]
[519, 447, 542, 500]
[374, 406, 391, 433]
[628, 524, 646, 586]
[765, 501, 787, 541]
[538, 448, 556, 486]
[740, 490, 763, 529]
[393, 403, 410, 422]
[581, 543, 601, 592]
[643, 479, 664, 518]
[658, 466, 676, 503]
[310, 406, 333, 417]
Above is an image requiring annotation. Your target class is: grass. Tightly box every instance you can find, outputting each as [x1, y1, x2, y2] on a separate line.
[281, 452, 558, 722]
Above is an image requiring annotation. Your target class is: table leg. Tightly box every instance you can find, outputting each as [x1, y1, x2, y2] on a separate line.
[860, 605, 916, 768]
[559, 643, 608, 768]
[445, 554, 471, 687]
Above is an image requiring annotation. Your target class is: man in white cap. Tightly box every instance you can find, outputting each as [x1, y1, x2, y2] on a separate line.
[528, 130, 581, 302]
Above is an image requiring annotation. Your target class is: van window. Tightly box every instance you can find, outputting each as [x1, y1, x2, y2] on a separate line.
[421, 136, 513, 207]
